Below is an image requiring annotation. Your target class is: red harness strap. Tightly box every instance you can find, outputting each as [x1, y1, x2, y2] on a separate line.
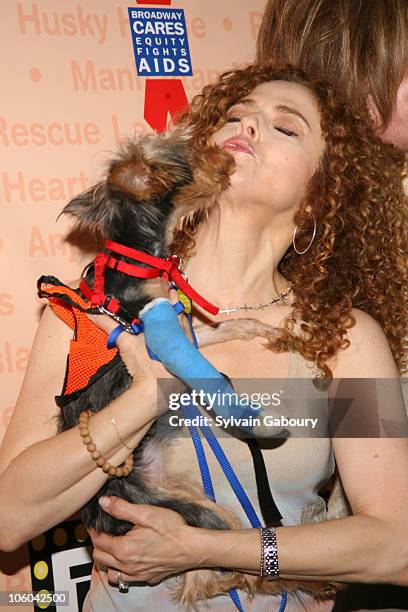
[80, 240, 219, 316]
[91, 253, 109, 306]
[104, 240, 219, 315]
[79, 275, 122, 316]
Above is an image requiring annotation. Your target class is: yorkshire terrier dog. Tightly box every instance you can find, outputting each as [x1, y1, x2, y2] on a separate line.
[38, 129, 342, 605]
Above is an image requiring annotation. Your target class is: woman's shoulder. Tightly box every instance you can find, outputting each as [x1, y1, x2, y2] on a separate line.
[329, 307, 398, 378]
[348, 306, 388, 339]
[21, 277, 82, 403]
[0, 281, 80, 471]
[39, 277, 81, 328]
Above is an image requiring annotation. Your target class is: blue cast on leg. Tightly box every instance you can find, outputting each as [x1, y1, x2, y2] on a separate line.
[138, 298, 260, 425]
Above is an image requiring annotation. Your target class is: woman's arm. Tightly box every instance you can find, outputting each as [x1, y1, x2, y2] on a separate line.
[197, 444, 408, 586]
[0, 305, 165, 552]
[90, 482, 408, 587]
[199, 310, 408, 585]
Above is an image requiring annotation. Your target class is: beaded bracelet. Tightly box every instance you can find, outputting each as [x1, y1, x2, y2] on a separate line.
[79, 410, 134, 478]
[259, 527, 280, 580]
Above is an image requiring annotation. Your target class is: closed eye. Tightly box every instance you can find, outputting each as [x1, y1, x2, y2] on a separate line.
[225, 116, 299, 136]
[275, 126, 298, 137]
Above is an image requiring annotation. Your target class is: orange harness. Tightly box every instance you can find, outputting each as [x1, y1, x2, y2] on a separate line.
[38, 277, 119, 399]
[37, 238, 219, 402]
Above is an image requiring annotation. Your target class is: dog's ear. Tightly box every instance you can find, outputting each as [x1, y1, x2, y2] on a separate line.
[107, 159, 152, 201]
[60, 131, 194, 235]
[60, 183, 111, 236]
[107, 134, 193, 201]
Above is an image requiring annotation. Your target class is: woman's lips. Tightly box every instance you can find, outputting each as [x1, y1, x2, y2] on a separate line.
[222, 138, 255, 156]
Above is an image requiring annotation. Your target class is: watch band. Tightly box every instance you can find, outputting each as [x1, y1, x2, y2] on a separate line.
[259, 527, 280, 579]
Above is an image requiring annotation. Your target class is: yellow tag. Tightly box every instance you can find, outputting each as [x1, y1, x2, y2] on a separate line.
[177, 289, 192, 314]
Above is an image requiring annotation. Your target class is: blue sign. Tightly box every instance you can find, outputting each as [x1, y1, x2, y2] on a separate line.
[128, 7, 193, 77]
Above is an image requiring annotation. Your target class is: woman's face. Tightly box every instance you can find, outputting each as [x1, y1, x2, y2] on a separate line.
[210, 81, 325, 215]
[376, 76, 408, 152]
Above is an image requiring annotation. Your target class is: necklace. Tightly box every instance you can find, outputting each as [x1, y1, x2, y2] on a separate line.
[174, 280, 293, 316]
[176, 257, 293, 315]
[217, 284, 293, 314]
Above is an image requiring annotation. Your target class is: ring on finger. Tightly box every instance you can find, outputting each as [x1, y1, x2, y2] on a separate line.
[117, 571, 129, 594]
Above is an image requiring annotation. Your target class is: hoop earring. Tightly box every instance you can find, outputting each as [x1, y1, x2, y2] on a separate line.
[292, 214, 317, 255]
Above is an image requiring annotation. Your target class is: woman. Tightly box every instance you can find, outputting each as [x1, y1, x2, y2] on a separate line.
[0, 64, 407, 612]
[256, 0, 408, 152]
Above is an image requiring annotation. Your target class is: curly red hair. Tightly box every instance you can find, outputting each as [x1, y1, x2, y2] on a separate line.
[171, 63, 407, 379]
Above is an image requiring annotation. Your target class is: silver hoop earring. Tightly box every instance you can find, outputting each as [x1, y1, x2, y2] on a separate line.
[292, 214, 317, 255]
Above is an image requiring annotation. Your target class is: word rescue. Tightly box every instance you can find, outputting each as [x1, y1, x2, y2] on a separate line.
[128, 8, 192, 77]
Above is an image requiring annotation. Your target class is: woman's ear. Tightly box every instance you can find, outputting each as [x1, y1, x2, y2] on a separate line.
[366, 94, 384, 131]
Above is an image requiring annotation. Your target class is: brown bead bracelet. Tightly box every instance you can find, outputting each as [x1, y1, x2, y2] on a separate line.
[79, 410, 134, 478]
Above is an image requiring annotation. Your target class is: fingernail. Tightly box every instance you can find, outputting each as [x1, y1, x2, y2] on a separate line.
[99, 496, 111, 510]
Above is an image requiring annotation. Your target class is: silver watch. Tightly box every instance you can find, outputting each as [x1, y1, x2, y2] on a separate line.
[259, 527, 280, 579]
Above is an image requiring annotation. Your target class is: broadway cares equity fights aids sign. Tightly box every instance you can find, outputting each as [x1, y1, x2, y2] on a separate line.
[128, 6, 193, 76]
[129, 0, 191, 133]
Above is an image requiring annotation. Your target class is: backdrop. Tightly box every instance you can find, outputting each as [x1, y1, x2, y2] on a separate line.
[1, 2, 407, 611]
[0, 1, 265, 610]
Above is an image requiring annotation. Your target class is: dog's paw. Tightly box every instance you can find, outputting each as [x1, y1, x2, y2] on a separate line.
[195, 318, 280, 347]
[222, 318, 279, 341]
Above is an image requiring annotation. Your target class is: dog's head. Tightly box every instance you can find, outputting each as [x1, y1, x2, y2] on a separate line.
[62, 130, 194, 252]
[62, 127, 235, 255]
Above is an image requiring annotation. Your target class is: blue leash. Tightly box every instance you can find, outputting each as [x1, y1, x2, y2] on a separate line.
[184, 402, 261, 526]
[183, 400, 288, 612]
[106, 297, 287, 611]
[183, 403, 247, 612]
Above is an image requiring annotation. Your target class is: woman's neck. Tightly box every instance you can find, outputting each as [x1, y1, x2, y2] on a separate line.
[181, 205, 293, 309]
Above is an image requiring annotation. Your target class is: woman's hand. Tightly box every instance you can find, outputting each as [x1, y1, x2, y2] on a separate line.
[88, 496, 196, 585]
[87, 312, 159, 384]
[87, 279, 179, 385]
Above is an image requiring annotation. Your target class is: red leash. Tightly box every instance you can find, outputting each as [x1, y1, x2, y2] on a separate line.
[80, 239, 219, 316]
